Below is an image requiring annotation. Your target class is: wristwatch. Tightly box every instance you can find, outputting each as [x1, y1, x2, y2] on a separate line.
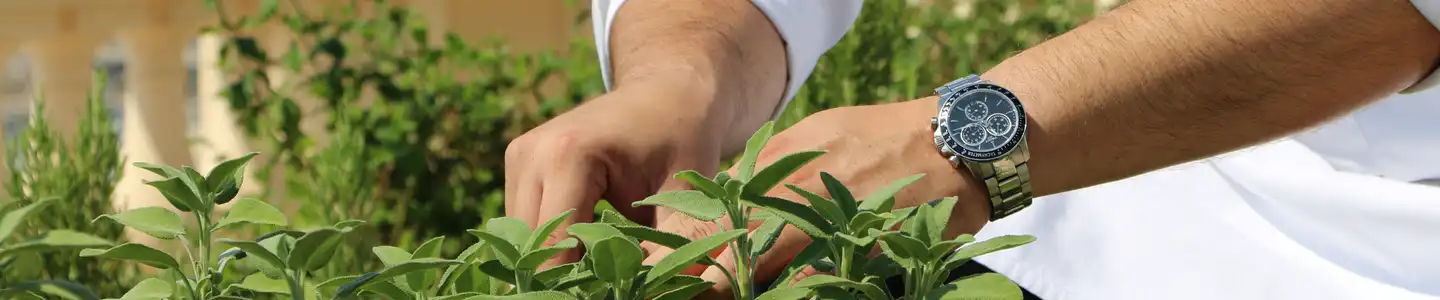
[930, 75, 1033, 221]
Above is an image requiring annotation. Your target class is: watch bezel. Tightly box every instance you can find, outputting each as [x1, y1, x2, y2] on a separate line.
[935, 83, 1028, 162]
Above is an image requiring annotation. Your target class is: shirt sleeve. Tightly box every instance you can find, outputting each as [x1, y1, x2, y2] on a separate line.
[590, 0, 863, 118]
[1401, 0, 1440, 94]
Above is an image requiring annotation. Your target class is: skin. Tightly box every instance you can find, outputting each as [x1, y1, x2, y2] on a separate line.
[505, 0, 1440, 297]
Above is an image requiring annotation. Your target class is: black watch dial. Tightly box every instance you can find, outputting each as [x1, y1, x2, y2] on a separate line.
[939, 84, 1027, 161]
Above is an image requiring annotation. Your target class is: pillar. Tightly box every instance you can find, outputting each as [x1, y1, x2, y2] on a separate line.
[113, 27, 194, 212]
[0, 40, 17, 201]
[193, 33, 261, 197]
[22, 35, 100, 138]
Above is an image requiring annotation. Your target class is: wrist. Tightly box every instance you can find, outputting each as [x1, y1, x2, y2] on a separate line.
[899, 97, 991, 234]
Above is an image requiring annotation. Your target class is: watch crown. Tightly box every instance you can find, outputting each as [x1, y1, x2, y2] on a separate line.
[931, 117, 939, 127]
[949, 155, 962, 167]
[940, 146, 952, 155]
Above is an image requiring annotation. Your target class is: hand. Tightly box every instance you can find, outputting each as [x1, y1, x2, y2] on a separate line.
[505, 83, 730, 266]
[642, 99, 993, 298]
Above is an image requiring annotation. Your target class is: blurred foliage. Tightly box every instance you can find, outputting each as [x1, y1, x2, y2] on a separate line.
[777, 0, 1095, 127]
[205, 0, 594, 276]
[2, 73, 132, 296]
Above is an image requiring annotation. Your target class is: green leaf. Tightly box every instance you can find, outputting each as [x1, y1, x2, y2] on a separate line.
[372, 246, 412, 266]
[117, 278, 171, 299]
[214, 198, 287, 230]
[132, 162, 180, 178]
[749, 216, 786, 257]
[287, 228, 347, 271]
[257, 0, 280, 20]
[410, 236, 447, 291]
[333, 219, 367, 232]
[466, 291, 575, 300]
[142, 176, 199, 212]
[218, 239, 286, 271]
[770, 242, 829, 290]
[785, 184, 843, 229]
[923, 197, 959, 243]
[474, 260, 517, 285]
[432, 293, 481, 300]
[516, 238, 577, 270]
[0, 198, 52, 240]
[847, 211, 891, 235]
[737, 121, 777, 181]
[613, 224, 690, 250]
[835, 232, 875, 248]
[652, 281, 713, 300]
[283, 41, 304, 71]
[358, 280, 409, 300]
[820, 172, 859, 219]
[317, 274, 362, 297]
[483, 217, 532, 250]
[922, 273, 1023, 300]
[525, 209, 573, 252]
[644, 229, 746, 291]
[742, 196, 835, 239]
[235, 273, 288, 294]
[646, 275, 706, 298]
[182, 166, 209, 204]
[550, 271, 597, 291]
[92, 207, 185, 240]
[597, 210, 640, 226]
[929, 235, 976, 261]
[872, 230, 930, 264]
[232, 37, 268, 63]
[467, 230, 521, 269]
[756, 287, 811, 300]
[79, 243, 179, 269]
[334, 259, 463, 297]
[0, 280, 99, 300]
[859, 174, 926, 212]
[793, 274, 890, 300]
[714, 170, 732, 186]
[632, 191, 726, 221]
[742, 150, 827, 197]
[203, 152, 257, 199]
[943, 235, 1036, 271]
[675, 170, 726, 198]
[0, 230, 112, 258]
[589, 237, 643, 284]
[533, 263, 578, 285]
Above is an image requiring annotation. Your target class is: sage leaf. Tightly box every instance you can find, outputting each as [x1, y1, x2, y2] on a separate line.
[93, 207, 185, 240]
[203, 152, 257, 200]
[819, 172, 859, 219]
[872, 230, 930, 263]
[566, 223, 630, 248]
[467, 291, 576, 300]
[598, 210, 641, 226]
[742, 150, 827, 197]
[525, 209, 573, 252]
[142, 177, 199, 212]
[80, 243, 179, 269]
[613, 224, 690, 250]
[181, 167, 209, 205]
[533, 263, 578, 285]
[859, 174, 926, 213]
[770, 242, 829, 290]
[483, 217, 532, 249]
[922, 273, 1023, 300]
[589, 237, 643, 284]
[785, 184, 844, 229]
[117, 277, 171, 299]
[632, 191, 726, 221]
[644, 229, 746, 291]
[218, 239, 286, 271]
[675, 170, 726, 198]
[928, 235, 976, 261]
[214, 198, 287, 230]
[235, 273, 288, 294]
[468, 230, 522, 269]
[737, 121, 776, 181]
[0, 198, 52, 240]
[334, 259, 463, 297]
[0, 230, 112, 258]
[287, 228, 347, 271]
[646, 275, 706, 299]
[0, 280, 99, 300]
[749, 216, 786, 257]
[372, 246, 411, 266]
[515, 238, 578, 270]
[756, 287, 811, 300]
[942, 235, 1036, 271]
[653, 281, 713, 300]
[410, 236, 447, 290]
[550, 270, 597, 291]
[835, 232, 875, 248]
[432, 293, 481, 300]
[923, 197, 959, 243]
[793, 274, 890, 300]
[743, 196, 834, 239]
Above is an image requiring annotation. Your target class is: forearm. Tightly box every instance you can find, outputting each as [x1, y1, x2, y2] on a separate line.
[972, 0, 1440, 196]
[609, 0, 788, 156]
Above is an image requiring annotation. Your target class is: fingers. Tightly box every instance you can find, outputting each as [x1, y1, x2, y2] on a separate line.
[535, 166, 603, 268]
[641, 213, 726, 276]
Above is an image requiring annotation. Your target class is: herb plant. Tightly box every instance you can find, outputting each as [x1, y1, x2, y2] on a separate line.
[0, 198, 112, 300]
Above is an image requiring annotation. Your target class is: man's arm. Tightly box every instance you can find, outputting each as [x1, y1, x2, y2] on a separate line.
[972, 0, 1440, 198]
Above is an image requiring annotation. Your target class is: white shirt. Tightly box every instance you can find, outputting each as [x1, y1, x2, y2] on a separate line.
[591, 1, 1440, 299]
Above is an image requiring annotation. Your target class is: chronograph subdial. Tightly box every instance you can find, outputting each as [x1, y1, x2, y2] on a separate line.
[984, 113, 1015, 136]
[956, 123, 990, 146]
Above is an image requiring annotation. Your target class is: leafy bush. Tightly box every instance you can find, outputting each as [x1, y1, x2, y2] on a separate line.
[205, 0, 590, 267]
[65, 122, 1029, 300]
[2, 73, 132, 296]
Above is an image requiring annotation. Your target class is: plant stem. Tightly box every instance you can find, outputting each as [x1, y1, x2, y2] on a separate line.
[515, 269, 534, 293]
[837, 246, 854, 281]
[611, 279, 628, 300]
[287, 269, 307, 300]
[197, 212, 213, 296]
[178, 269, 201, 300]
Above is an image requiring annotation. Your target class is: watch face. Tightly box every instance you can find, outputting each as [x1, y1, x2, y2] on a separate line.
[938, 84, 1026, 161]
